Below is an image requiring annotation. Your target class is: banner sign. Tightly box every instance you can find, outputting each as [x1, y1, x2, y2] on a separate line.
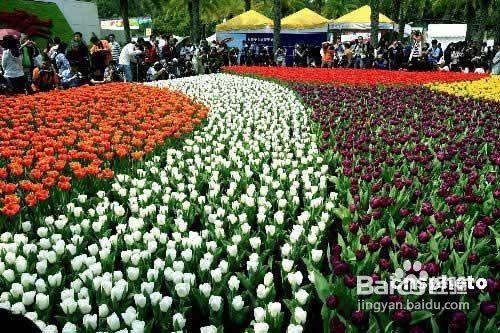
[101, 17, 152, 31]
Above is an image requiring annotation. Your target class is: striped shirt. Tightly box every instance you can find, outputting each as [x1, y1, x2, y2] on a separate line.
[110, 41, 121, 62]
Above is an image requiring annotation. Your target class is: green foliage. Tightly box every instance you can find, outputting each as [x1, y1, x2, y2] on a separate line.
[0, 0, 73, 45]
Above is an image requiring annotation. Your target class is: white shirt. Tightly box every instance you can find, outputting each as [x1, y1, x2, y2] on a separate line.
[157, 38, 166, 50]
[119, 43, 142, 66]
[1, 49, 24, 78]
[48, 45, 59, 60]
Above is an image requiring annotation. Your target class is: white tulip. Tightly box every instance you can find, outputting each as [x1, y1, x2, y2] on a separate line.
[231, 295, 244, 311]
[200, 325, 218, 333]
[267, 302, 282, 318]
[159, 296, 172, 312]
[208, 295, 222, 311]
[256, 284, 269, 299]
[35, 293, 49, 310]
[22, 291, 36, 306]
[11, 302, 25, 314]
[294, 289, 309, 305]
[282, 259, 294, 272]
[175, 282, 190, 298]
[173, 312, 186, 329]
[253, 322, 270, 333]
[287, 324, 304, 333]
[264, 272, 274, 287]
[228, 275, 240, 291]
[294, 307, 307, 324]
[107, 312, 121, 331]
[254, 306, 266, 322]
[199, 283, 211, 298]
[134, 293, 147, 308]
[83, 314, 98, 330]
[62, 322, 77, 333]
[99, 304, 110, 317]
[78, 298, 92, 314]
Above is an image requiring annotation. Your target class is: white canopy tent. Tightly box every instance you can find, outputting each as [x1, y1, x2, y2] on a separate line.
[427, 24, 467, 50]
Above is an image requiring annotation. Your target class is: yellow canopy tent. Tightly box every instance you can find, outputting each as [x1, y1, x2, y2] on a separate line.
[281, 8, 330, 30]
[216, 10, 273, 32]
[331, 5, 395, 30]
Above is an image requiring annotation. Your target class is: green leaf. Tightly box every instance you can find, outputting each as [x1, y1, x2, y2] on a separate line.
[429, 238, 438, 258]
[321, 304, 330, 333]
[484, 317, 497, 333]
[473, 316, 482, 333]
[333, 206, 350, 221]
[410, 310, 433, 325]
[384, 321, 394, 333]
[312, 269, 330, 303]
[431, 317, 439, 333]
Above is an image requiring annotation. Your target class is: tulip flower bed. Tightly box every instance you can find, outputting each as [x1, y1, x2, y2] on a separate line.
[225, 66, 488, 86]
[0, 75, 334, 333]
[428, 76, 500, 102]
[0, 83, 207, 218]
[294, 83, 499, 332]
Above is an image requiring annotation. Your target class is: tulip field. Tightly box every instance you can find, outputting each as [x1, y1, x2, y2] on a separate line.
[0, 70, 498, 333]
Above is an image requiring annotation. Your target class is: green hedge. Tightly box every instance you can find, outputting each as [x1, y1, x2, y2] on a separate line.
[0, 0, 73, 46]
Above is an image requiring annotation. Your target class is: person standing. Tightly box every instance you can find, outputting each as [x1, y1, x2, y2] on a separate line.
[320, 42, 333, 68]
[90, 36, 112, 75]
[67, 32, 89, 76]
[20, 36, 40, 86]
[108, 34, 121, 63]
[428, 39, 442, 68]
[492, 43, 500, 75]
[353, 36, 366, 69]
[54, 43, 71, 75]
[119, 41, 143, 82]
[274, 46, 286, 67]
[1, 35, 26, 93]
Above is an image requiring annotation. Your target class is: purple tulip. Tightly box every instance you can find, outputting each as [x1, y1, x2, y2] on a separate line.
[449, 311, 467, 333]
[467, 253, 479, 264]
[350, 310, 368, 327]
[438, 250, 449, 261]
[343, 273, 356, 288]
[392, 309, 412, 325]
[330, 317, 346, 333]
[480, 301, 497, 317]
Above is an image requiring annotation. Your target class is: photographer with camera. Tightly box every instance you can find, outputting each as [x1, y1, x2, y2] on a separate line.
[119, 40, 144, 82]
[146, 60, 168, 82]
[31, 58, 59, 92]
[60, 62, 82, 88]
[1, 35, 28, 94]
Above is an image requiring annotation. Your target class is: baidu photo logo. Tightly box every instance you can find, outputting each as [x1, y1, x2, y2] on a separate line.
[357, 260, 487, 296]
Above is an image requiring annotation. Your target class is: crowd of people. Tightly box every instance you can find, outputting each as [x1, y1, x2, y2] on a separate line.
[1, 30, 499, 95]
[236, 32, 500, 74]
[0, 32, 232, 95]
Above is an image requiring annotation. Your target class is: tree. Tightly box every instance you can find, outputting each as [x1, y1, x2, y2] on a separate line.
[244, 0, 251, 11]
[370, 0, 380, 46]
[273, 0, 281, 52]
[120, 0, 131, 42]
[190, 0, 201, 42]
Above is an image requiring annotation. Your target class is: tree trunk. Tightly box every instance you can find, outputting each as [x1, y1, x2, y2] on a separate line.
[245, 0, 251, 11]
[474, 0, 490, 42]
[392, 0, 401, 39]
[397, 0, 405, 40]
[273, 0, 281, 53]
[465, 0, 475, 40]
[120, 0, 131, 42]
[191, 0, 201, 44]
[370, 0, 380, 47]
[188, 0, 194, 39]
